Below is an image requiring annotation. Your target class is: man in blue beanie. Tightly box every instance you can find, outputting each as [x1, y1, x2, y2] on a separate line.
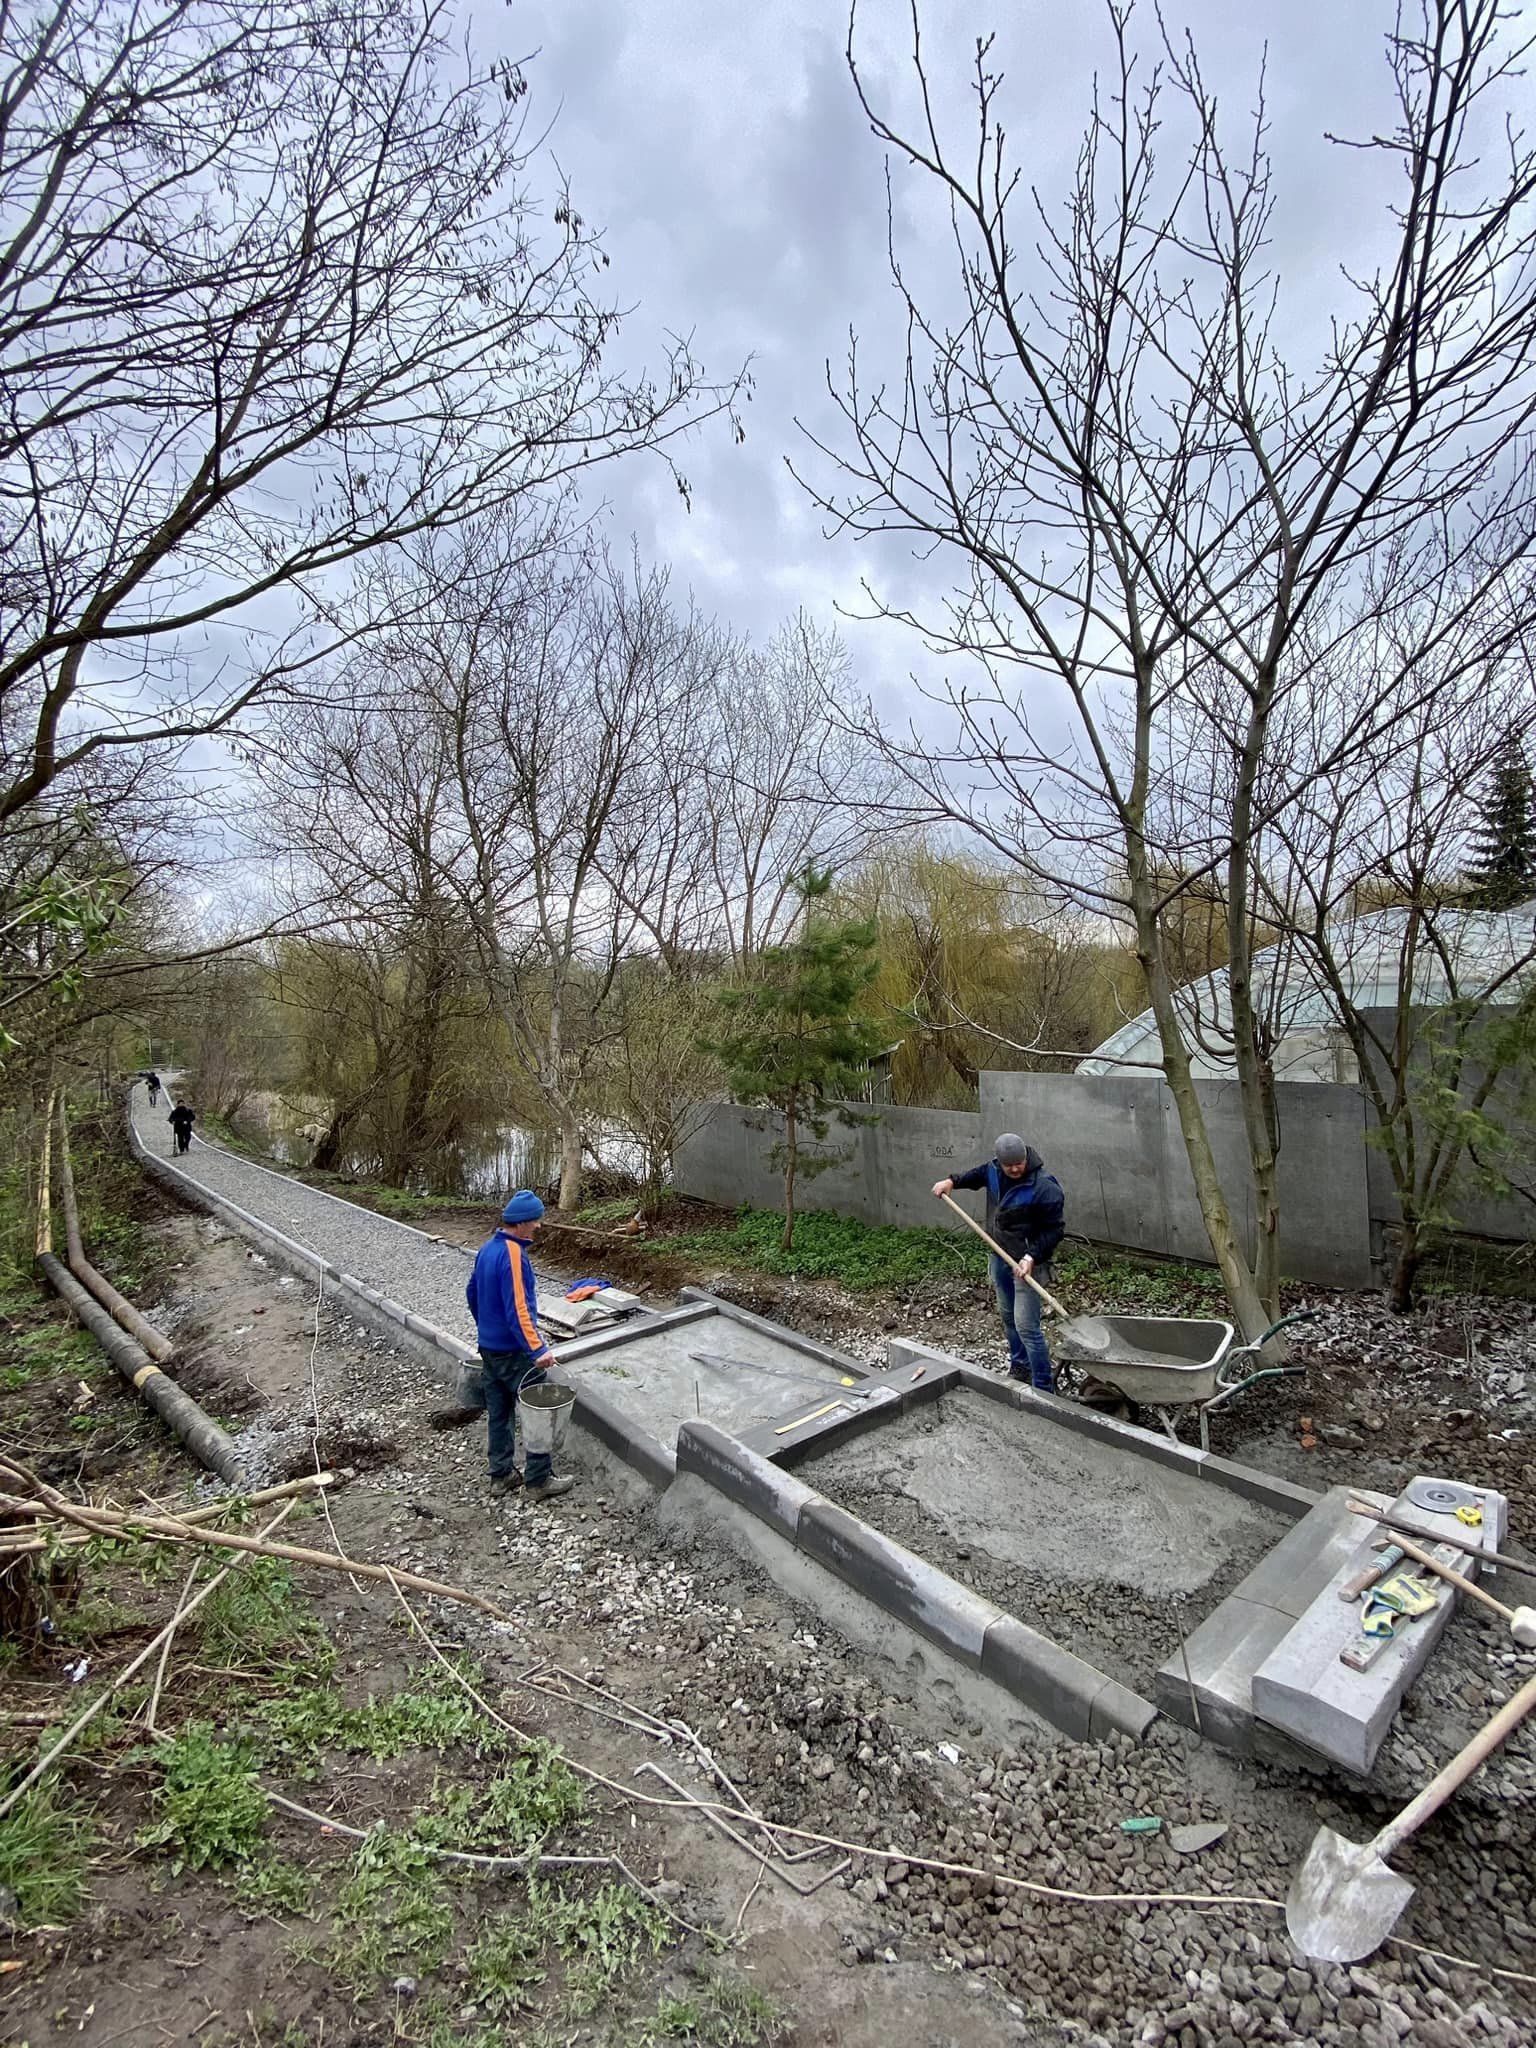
[465, 1190, 574, 1502]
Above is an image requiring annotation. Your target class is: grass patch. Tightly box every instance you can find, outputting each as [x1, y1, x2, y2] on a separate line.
[318, 1826, 456, 1989]
[642, 1201, 1227, 1308]
[463, 1911, 546, 2014]
[630, 1975, 783, 2046]
[0, 1783, 96, 1925]
[195, 1556, 336, 1676]
[137, 1721, 270, 1872]
[234, 1854, 319, 1918]
[532, 1875, 672, 2016]
[250, 1670, 494, 1769]
[418, 1740, 585, 1851]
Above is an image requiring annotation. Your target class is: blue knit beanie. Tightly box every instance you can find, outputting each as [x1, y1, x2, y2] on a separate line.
[501, 1190, 545, 1225]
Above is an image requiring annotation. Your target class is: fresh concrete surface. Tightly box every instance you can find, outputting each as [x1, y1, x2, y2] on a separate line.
[795, 1389, 1288, 1697]
[802, 1389, 1282, 1597]
[555, 1312, 872, 1449]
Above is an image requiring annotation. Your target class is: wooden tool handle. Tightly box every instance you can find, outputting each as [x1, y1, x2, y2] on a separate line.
[1346, 1499, 1536, 1583]
[1375, 1667, 1536, 1861]
[939, 1192, 1068, 1316]
[1375, 1526, 1515, 1623]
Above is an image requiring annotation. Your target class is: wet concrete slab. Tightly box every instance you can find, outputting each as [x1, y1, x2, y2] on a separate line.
[794, 1388, 1289, 1695]
[555, 1304, 874, 1451]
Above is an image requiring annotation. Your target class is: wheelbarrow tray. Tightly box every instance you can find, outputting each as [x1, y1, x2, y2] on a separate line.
[1055, 1314, 1236, 1406]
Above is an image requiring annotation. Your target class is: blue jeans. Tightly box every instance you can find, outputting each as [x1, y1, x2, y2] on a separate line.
[989, 1255, 1055, 1391]
[480, 1349, 552, 1486]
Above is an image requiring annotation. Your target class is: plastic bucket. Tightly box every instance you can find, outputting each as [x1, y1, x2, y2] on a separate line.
[517, 1380, 576, 1457]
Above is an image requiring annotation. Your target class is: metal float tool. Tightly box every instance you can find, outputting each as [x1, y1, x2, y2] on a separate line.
[1287, 1667, 1536, 1962]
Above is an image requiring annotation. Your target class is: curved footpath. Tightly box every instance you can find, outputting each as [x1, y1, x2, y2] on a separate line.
[129, 1084, 513, 1362]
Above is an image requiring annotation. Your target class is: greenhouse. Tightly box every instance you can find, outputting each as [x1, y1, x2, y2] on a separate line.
[1076, 900, 1536, 1081]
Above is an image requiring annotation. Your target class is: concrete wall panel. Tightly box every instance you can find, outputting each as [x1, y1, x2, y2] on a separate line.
[675, 1075, 1381, 1287]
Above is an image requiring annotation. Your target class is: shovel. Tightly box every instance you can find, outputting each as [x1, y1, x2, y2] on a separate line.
[938, 1192, 1127, 1356]
[1286, 1664, 1536, 1962]
[939, 1192, 1072, 1316]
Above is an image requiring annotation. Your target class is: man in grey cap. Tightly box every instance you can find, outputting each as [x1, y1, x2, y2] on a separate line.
[933, 1135, 1065, 1389]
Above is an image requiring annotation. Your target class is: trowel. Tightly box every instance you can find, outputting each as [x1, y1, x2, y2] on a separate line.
[1286, 1665, 1536, 1962]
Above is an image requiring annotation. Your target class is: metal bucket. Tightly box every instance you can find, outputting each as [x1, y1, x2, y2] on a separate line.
[517, 1380, 576, 1457]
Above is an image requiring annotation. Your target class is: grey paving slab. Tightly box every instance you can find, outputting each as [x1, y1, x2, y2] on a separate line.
[131, 1084, 495, 1348]
[1250, 1478, 1509, 1774]
[1153, 1594, 1295, 1754]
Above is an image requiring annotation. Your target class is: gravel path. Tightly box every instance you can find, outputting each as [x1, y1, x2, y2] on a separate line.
[130, 1081, 568, 1349]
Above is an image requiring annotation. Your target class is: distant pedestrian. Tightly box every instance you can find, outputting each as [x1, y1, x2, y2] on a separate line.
[466, 1190, 574, 1503]
[933, 1133, 1065, 1390]
[168, 1102, 196, 1155]
[145, 1071, 161, 1106]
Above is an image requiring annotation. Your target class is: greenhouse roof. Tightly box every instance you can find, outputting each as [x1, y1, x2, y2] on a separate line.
[1077, 899, 1536, 1076]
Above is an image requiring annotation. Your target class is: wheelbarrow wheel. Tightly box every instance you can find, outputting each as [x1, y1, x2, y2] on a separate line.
[1077, 1375, 1139, 1425]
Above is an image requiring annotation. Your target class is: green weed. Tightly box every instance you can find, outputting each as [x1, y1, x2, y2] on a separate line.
[234, 1854, 318, 1918]
[463, 1912, 546, 2014]
[251, 1677, 490, 1768]
[137, 1721, 269, 1871]
[0, 1783, 96, 1925]
[196, 1557, 335, 1674]
[324, 1826, 455, 1988]
[417, 1741, 584, 1853]
[630, 1977, 783, 2046]
[531, 1876, 672, 2016]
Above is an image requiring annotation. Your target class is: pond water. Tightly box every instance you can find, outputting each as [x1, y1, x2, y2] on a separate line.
[235, 1093, 648, 1199]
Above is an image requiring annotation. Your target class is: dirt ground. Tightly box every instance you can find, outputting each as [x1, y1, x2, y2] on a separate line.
[4, 1174, 1536, 2048]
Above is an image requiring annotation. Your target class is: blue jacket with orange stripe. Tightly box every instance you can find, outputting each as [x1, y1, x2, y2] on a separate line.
[466, 1230, 551, 1359]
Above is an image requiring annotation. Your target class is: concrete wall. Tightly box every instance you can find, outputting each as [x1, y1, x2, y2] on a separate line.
[981, 1073, 1374, 1288]
[671, 1102, 984, 1234]
[673, 1081, 1376, 1286]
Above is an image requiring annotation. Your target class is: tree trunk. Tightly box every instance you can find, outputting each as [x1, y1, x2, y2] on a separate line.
[781, 1096, 799, 1250]
[557, 1115, 583, 1213]
[1129, 860, 1273, 1342]
[1390, 1216, 1424, 1313]
[312, 1102, 358, 1173]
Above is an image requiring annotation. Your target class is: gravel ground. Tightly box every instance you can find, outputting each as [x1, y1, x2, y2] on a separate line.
[125, 1118, 1536, 2045]
[219, 1293, 1536, 2048]
[130, 1083, 570, 1348]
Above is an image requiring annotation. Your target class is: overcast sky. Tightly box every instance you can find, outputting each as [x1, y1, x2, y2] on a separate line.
[469, 0, 1401, 718]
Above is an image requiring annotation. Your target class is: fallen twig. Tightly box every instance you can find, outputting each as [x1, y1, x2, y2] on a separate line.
[263, 1787, 704, 1935]
[0, 1498, 300, 1822]
[0, 1472, 339, 1559]
[0, 1458, 508, 1622]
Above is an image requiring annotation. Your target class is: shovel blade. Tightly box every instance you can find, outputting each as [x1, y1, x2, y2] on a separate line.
[1285, 1825, 1415, 1964]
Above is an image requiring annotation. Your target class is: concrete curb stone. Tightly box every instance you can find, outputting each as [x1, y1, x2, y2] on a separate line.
[675, 1420, 819, 1541]
[796, 1498, 1006, 1669]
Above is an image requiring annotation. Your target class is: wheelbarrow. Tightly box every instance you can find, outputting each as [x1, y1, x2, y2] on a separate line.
[1055, 1308, 1317, 1450]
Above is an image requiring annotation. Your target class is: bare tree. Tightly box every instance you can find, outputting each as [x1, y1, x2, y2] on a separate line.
[799, 0, 1536, 1335]
[1254, 613, 1536, 1308]
[0, 0, 740, 836]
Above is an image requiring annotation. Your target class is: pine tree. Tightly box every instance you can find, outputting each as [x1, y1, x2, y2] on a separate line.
[1468, 736, 1536, 910]
[705, 870, 884, 1248]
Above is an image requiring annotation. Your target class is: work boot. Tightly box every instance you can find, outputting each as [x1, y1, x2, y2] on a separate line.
[525, 1475, 574, 1503]
[428, 1404, 484, 1430]
[489, 1470, 524, 1496]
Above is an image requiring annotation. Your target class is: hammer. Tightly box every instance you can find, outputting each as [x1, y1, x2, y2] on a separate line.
[1378, 1525, 1536, 1648]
